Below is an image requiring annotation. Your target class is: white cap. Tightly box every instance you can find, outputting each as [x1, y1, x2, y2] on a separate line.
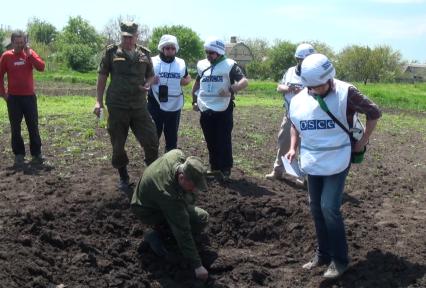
[294, 43, 315, 59]
[203, 37, 225, 55]
[158, 34, 179, 53]
[301, 54, 336, 87]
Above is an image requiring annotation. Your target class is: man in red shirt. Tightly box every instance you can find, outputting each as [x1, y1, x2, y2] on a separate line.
[0, 30, 45, 166]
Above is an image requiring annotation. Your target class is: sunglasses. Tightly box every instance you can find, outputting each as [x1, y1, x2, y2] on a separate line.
[164, 46, 176, 51]
[205, 51, 216, 55]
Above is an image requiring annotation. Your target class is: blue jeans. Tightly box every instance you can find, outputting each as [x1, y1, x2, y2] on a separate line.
[307, 166, 350, 266]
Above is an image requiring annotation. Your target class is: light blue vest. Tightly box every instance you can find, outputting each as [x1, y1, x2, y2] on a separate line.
[196, 58, 235, 112]
[151, 56, 186, 111]
[290, 79, 352, 175]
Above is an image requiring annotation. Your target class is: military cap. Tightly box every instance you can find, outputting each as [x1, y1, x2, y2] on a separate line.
[120, 21, 138, 36]
[181, 156, 207, 191]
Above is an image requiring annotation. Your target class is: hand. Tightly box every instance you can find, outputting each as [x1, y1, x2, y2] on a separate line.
[152, 76, 160, 85]
[230, 83, 239, 93]
[194, 265, 208, 281]
[93, 101, 104, 118]
[192, 103, 199, 112]
[23, 45, 32, 57]
[218, 88, 231, 97]
[284, 148, 297, 163]
[287, 85, 297, 93]
[293, 87, 302, 94]
[353, 140, 366, 153]
[139, 83, 151, 92]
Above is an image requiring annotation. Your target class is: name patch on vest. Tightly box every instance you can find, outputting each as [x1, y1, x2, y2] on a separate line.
[201, 75, 223, 82]
[159, 72, 181, 79]
[300, 120, 335, 130]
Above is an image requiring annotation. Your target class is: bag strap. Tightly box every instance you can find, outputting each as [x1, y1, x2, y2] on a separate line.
[314, 95, 355, 141]
[200, 66, 212, 78]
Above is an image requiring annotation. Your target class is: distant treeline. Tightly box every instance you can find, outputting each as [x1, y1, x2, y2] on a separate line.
[0, 16, 418, 83]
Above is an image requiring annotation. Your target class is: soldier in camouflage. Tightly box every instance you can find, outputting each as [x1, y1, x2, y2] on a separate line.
[131, 149, 210, 281]
[94, 21, 159, 192]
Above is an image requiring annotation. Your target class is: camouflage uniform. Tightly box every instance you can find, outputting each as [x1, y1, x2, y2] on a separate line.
[98, 22, 158, 168]
[131, 149, 209, 268]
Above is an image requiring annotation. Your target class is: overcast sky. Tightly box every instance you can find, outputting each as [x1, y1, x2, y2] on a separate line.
[2, 0, 425, 62]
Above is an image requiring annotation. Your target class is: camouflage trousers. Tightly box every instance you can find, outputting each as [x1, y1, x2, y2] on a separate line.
[107, 106, 159, 169]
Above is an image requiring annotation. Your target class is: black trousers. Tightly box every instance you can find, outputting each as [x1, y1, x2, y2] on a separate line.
[6, 95, 42, 156]
[200, 102, 234, 171]
[147, 96, 181, 152]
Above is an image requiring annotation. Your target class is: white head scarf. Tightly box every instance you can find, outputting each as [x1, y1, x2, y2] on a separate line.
[158, 34, 179, 53]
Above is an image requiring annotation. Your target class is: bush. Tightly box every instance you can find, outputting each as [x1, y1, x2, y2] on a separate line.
[246, 61, 272, 80]
[63, 44, 96, 72]
[148, 25, 203, 67]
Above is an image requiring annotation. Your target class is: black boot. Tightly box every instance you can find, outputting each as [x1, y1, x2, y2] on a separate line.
[117, 166, 130, 192]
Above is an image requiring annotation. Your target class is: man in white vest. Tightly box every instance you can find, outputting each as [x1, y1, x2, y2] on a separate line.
[148, 35, 191, 152]
[191, 37, 248, 181]
[285, 54, 381, 279]
[265, 43, 315, 181]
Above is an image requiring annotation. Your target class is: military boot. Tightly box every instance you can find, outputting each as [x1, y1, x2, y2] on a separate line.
[117, 166, 131, 193]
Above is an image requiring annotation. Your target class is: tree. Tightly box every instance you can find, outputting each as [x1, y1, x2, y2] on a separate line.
[102, 15, 150, 46]
[370, 45, 404, 82]
[246, 60, 271, 80]
[0, 25, 12, 54]
[308, 40, 336, 62]
[56, 16, 104, 72]
[242, 38, 270, 62]
[27, 18, 57, 45]
[336, 44, 404, 83]
[0, 29, 6, 55]
[268, 40, 297, 81]
[336, 45, 373, 83]
[148, 25, 203, 67]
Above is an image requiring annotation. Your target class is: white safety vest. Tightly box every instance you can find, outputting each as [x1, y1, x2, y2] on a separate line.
[196, 58, 235, 112]
[281, 66, 304, 110]
[151, 56, 187, 111]
[289, 79, 352, 175]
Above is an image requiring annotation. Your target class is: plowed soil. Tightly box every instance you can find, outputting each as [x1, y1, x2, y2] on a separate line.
[1, 107, 425, 288]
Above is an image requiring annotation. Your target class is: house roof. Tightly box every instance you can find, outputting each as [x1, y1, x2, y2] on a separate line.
[403, 63, 426, 71]
[225, 42, 253, 61]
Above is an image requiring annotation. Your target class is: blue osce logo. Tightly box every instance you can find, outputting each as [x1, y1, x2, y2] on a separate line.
[159, 72, 181, 79]
[201, 75, 224, 82]
[300, 120, 335, 130]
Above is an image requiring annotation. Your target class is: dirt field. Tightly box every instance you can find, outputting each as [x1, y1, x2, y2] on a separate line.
[0, 106, 425, 288]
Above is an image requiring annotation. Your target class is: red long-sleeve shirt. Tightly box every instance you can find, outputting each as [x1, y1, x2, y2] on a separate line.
[0, 49, 45, 96]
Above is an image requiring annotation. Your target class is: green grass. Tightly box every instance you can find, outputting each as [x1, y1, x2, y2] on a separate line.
[33, 69, 426, 111]
[354, 82, 426, 112]
[377, 113, 426, 141]
[1, 80, 425, 176]
[34, 70, 98, 86]
[189, 80, 426, 111]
